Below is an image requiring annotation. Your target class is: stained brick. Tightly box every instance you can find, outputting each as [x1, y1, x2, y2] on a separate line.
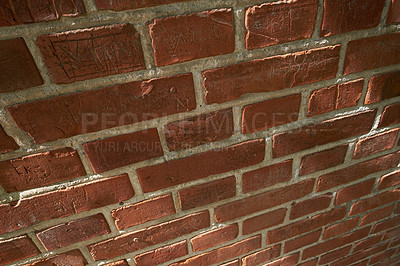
[0, 125, 18, 154]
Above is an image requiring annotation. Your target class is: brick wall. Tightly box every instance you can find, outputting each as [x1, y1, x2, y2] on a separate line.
[0, 0, 400, 265]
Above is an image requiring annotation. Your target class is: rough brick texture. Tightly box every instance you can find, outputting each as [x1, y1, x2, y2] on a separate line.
[242, 245, 281, 266]
[0, 125, 19, 154]
[0, 236, 39, 265]
[353, 129, 399, 159]
[29, 250, 87, 265]
[95, 0, 192, 11]
[365, 71, 400, 104]
[133, 241, 188, 266]
[149, 9, 235, 66]
[191, 224, 238, 251]
[379, 103, 400, 127]
[387, 0, 400, 24]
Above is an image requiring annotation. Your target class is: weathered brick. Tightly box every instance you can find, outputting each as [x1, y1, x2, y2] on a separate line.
[103, 260, 129, 266]
[263, 253, 299, 266]
[299, 145, 348, 176]
[83, 128, 163, 173]
[335, 179, 375, 204]
[0, 0, 85, 26]
[344, 33, 400, 75]
[178, 176, 236, 210]
[317, 151, 400, 191]
[37, 24, 145, 84]
[242, 94, 301, 134]
[323, 218, 359, 239]
[0, 235, 39, 265]
[88, 211, 209, 260]
[242, 208, 287, 235]
[36, 213, 110, 251]
[191, 224, 238, 251]
[298, 259, 318, 266]
[215, 179, 314, 222]
[379, 103, 400, 127]
[137, 139, 265, 193]
[387, 0, 400, 24]
[202, 45, 340, 104]
[171, 235, 261, 266]
[220, 260, 239, 266]
[383, 226, 400, 240]
[242, 160, 292, 193]
[290, 194, 332, 219]
[360, 205, 394, 225]
[7, 73, 195, 144]
[353, 129, 399, 159]
[321, 0, 385, 36]
[330, 243, 389, 266]
[149, 9, 234, 66]
[267, 207, 346, 244]
[165, 109, 233, 151]
[0, 147, 86, 192]
[350, 189, 400, 215]
[302, 226, 370, 259]
[0, 174, 134, 234]
[379, 170, 400, 190]
[245, 0, 317, 49]
[112, 194, 176, 230]
[370, 249, 397, 265]
[319, 246, 352, 264]
[241, 245, 281, 266]
[95, 0, 192, 11]
[365, 71, 400, 104]
[273, 110, 376, 158]
[29, 250, 87, 265]
[0, 125, 18, 154]
[353, 235, 383, 252]
[307, 79, 363, 117]
[284, 230, 321, 253]
[0, 38, 43, 93]
[133, 241, 188, 266]
[372, 217, 400, 234]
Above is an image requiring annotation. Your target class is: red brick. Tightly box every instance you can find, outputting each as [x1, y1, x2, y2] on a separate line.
[396, 203, 400, 214]
[263, 253, 299, 266]
[379, 170, 400, 190]
[323, 218, 359, 239]
[241, 245, 281, 266]
[103, 260, 129, 266]
[0, 0, 85, 26]
[0, 147, 86, 192]
[134, 241, 188, 266]
[242, 94, 301, 134]
[137, 139, 265, 193]
[7, 73, 195, 144]
[354, 129, 399, 159]
[202, 45, 340, 104]
[370, 249, 397, 265]
[383, 226, 400, 240]
[379, 103, 400, 127]
[0, 174, 134, 234]
[299, 145, 348, 176]
[335, 179, 375, 205]
[0, 235, 39, 265]
[360, 205, 394, 226]
[245, 0, 317, 50]
[350, 189, 400, 215]
[88, 211, 209, 260]
[372, 217, 400, 234]
[344, 33, 400, 75]
[149, 9, 234, 66]
[307, 79, 363, 117]
[243, 208, 287, 235]
[389, 237, 400, 248]
[221, 260, 239, 266]
[165, 109, 233, 151]
[29, 250, 87, 265]
[83, 128, 163, 173]
[95, 0, 192, 11]
[387, 0, 400, 24]
[298, 259, 318, 266]
[267, 207, 346, 244]
[273, 110, 376, 158]
[36, 213, 110, 251]
[178, 176, 236, 210]
[302, 226, 371, 259]
[317, 151, 400, 191]
[170, 235, 261, 266]
[376, 255, 400, 266]
[284, 230, 321, 253]
[321, 0, 385, 36]
[331, 243, 389, 266]
[353, 235, 383, 252]
[0, 125, 18, 154]
[242, 160, 292, 193]
[365, 71, 400, 104]
[319, 246, 352, 264]
[112, 194, 175, 230]
[290, 194, 332, 219]
[215, 179, 314, 222]
[0, 38, 43, 93]
[191, 224, 238, 251]
[37, 24, 145, 84]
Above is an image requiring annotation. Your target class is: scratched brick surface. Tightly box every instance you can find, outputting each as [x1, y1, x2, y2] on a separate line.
[37, 24, 145, 84]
